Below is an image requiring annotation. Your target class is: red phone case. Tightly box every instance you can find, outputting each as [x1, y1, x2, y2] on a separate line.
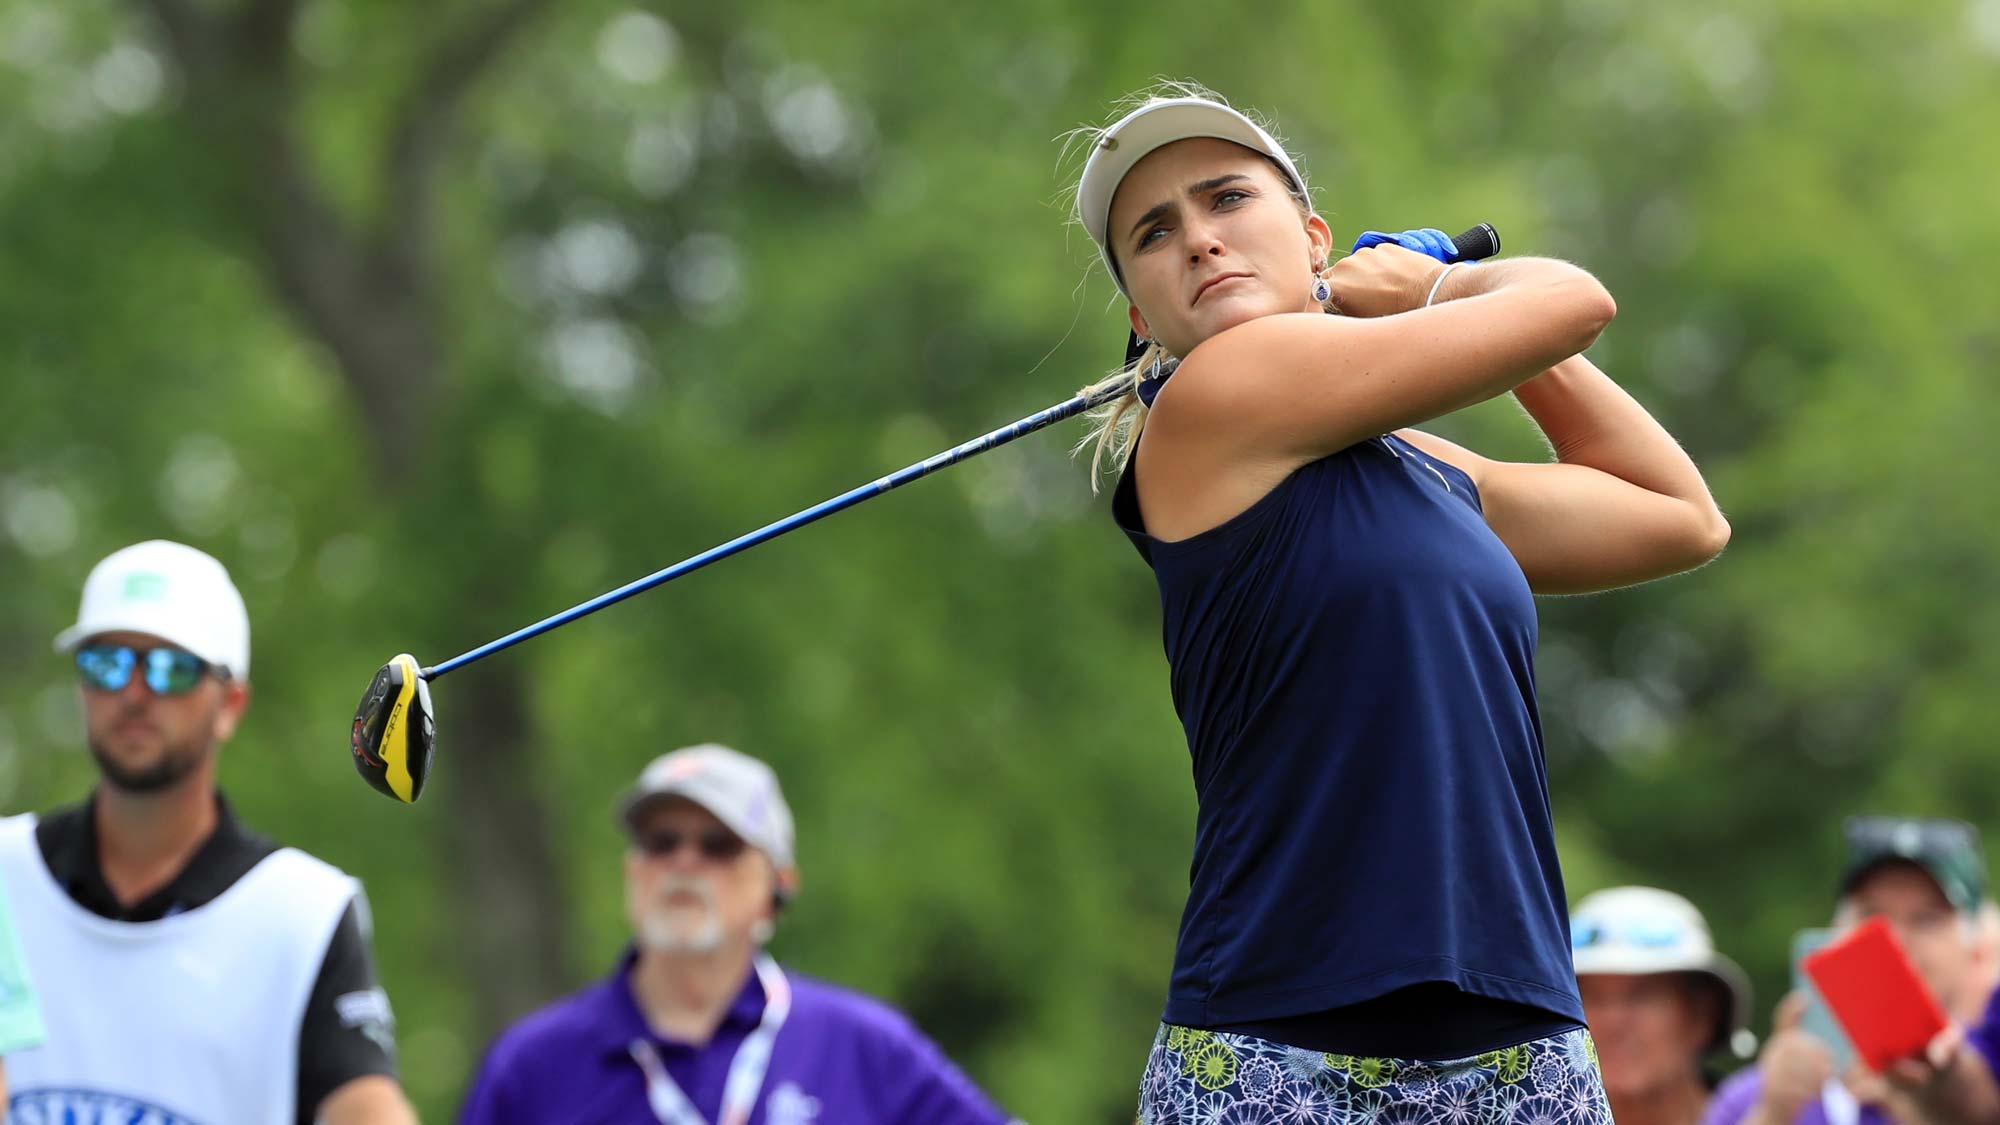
[1801, 915, 1949, 1071]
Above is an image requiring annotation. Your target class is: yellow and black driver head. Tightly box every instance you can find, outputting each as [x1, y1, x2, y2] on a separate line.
[350, 653, 436, 803]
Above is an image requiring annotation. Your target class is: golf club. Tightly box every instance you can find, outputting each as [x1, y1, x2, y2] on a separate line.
[348, 378, 1130, 802]
[351, 223, 1501, 803]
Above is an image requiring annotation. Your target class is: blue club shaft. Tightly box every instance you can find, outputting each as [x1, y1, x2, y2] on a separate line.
[424, 377, 1135, 680]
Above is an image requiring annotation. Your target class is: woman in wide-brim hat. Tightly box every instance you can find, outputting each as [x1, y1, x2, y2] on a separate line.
[1572, 886, 1753, 1125]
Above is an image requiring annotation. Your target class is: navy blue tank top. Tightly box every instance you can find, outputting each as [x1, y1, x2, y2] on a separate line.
[1113, 432, 1583, 1029]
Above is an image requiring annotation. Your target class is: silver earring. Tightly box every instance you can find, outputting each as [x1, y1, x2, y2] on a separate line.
[1311, 264, 1332, 304]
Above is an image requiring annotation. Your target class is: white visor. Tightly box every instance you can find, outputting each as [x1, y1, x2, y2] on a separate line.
[1075, 97, 1307, 298]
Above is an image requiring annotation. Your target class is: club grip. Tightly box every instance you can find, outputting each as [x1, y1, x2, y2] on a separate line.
[1449, 222, 1501, 263]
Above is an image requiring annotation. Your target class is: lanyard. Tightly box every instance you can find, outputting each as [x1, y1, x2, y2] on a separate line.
[630, 954, 792, 1125]
[1822, 1078, 1860, 1125]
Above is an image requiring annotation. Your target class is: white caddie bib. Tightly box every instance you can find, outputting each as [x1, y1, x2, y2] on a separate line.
[0, 813, 356, 1125]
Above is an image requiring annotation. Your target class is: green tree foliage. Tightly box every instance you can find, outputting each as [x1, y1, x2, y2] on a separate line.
[3, 0, 1999, 1118]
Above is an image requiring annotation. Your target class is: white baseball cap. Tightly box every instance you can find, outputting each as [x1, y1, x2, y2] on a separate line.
[1075, 96, 1309, 299]
[53, 540, 251, 678]
[618, 743, 796, 870]
[1571, 885, 1752, 1056]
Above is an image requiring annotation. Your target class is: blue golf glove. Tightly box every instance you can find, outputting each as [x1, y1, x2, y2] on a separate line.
[1349, 228, 1459, 263]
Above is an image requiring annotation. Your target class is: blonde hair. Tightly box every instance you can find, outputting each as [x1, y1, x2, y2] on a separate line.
[1060, 80, 1318, 487]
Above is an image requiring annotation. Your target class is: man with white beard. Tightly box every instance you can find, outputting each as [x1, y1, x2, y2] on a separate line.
[458, 743, 1015, 1125]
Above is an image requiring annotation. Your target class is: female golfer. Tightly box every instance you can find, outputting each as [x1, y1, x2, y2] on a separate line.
[1073, 87, 1729, 1122]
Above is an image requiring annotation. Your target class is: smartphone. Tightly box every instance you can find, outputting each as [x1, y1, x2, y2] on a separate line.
[1802, 916, 1949, 1072]
[1791, 928, 1857, 1074]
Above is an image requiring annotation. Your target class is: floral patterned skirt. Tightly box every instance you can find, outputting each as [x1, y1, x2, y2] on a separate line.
[1136, 1024, 1610, 1125]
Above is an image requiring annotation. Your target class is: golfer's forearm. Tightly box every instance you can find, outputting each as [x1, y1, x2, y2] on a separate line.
[1511, 354, 1725, 519]
[1429, 256, 1610, 315]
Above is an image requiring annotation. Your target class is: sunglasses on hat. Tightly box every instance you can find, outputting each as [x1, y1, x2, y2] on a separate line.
[75, 643, 219, 696]
[1572, 914, 1690, 951]
[1845, 816, 1978, 857]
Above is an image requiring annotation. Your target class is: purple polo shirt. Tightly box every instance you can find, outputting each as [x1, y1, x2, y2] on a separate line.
[1969, 987, 2000, 1077]
[1701, 1067, 1892, 1125]
[458, 949, 1013, 1125]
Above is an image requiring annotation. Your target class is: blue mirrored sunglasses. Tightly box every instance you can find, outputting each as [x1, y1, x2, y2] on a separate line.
[74, 643, 217, 696]
[1572, 915, 1689, 951]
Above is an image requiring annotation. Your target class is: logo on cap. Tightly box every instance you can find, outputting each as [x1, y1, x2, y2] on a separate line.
[664, 753, 709, 780]
[743, 789, 770, 830]
[122, 572, 169, 601]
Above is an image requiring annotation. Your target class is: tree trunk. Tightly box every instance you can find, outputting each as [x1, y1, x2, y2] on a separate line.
[440, 661, 574, 1027]
[131, 0, 571, 1036]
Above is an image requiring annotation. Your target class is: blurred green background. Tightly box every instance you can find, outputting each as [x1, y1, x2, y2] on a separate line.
[5, 0, 2000, 1119]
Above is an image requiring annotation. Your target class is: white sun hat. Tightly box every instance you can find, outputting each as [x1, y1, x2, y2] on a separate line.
[1571, 885, 1753, 1056]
